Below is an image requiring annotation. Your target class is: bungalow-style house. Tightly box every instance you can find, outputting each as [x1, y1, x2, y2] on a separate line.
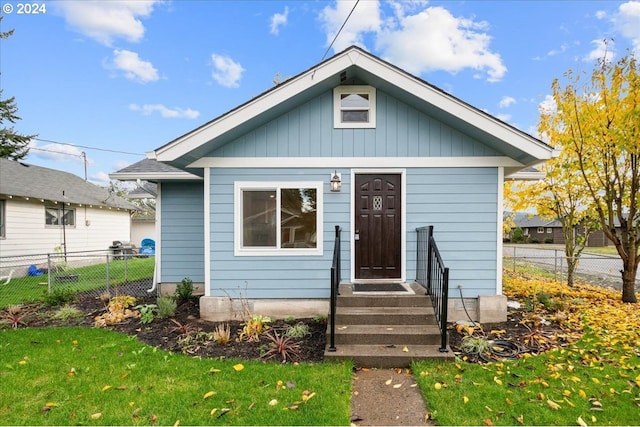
[0, 158, 137, 267]
[111, 46, 554, 324]
[509, 212, 614, 247]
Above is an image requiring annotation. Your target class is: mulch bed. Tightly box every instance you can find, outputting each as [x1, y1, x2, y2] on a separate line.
[4, 290, 571, 364]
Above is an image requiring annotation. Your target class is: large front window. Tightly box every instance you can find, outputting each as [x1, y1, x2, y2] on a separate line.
[235, 182, 323, 256]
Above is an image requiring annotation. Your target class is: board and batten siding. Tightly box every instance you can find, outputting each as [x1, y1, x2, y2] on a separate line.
[211, 89, 502, 159]
[0, 198, 131, 258]
[159, 182, 205, 283]
[208, 167, 497, 299]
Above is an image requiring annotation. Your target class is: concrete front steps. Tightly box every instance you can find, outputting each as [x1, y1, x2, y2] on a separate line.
[324, 283, 454, 368]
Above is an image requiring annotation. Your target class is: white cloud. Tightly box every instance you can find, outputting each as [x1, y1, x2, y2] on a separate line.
[584, 39, 616, 63]
[28, 140, 86, 163]
[319, 0, 382, 51]
[270, 6, 289, 35]
[129, 103, 200, 119]
[55, 0, 160, 46]
[91, 171, 112, 186]
[110, 49, 159, 83]
[538, 94, 557, 116]
[613, 1, 640, 50]
[499, 96, 516, 109]
[318, 1, 506, 82]
[210, 54, 245, 88]
[495, 113, 512, 122]
[595, 10, 607, 20]
[376, 5, 507, 82]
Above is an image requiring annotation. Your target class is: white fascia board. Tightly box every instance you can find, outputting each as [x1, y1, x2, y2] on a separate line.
[154, 55, 356, 162]
[109, 172, 203, 181]
[353, 55, 554, 161]
[189, 156, 523, 169]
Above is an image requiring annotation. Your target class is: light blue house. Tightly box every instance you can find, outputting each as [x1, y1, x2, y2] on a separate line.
[112, 46, 553, 323]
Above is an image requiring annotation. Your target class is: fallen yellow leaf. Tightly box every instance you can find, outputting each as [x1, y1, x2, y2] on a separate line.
[203, 391, 216, 399]
[434, 382, 442, 390]
[173, 420, 180, 426]
[493, 376, 502, 385]
[385, 379, 392, 385]
[463, 396, 469, 404]
[233, 364, 244, 372]
[101, 385, 112, 392]
[546, 399, 561, 410]
[393, 384, 402, 389]
[268, 399, 278, 406]
[210, 408, 218, 416]
[577, 416, 588, 427]
[302, 392, 316, 401]
[209, 368, 221, 374]
[402, 346, 409, 352]
[90, 413, 102, 420]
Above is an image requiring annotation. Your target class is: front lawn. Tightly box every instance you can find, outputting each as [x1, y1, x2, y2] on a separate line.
[0, 327, 352, 426]
[414, 272, 640, 426]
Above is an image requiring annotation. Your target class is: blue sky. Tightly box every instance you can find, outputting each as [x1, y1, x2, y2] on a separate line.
[1, 0, 639, 186]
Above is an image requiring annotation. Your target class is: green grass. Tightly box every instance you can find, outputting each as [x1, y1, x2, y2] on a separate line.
[581, 246, 619, 256]
[0, 327, 353, 426]
[413, 336, 639, 426]
[0, 257, 155, 309]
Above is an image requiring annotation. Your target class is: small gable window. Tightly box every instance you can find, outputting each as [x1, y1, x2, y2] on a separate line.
[334, 86, 376, 128]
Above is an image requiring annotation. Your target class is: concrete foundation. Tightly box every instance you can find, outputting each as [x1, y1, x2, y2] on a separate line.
[199, 296, 329, 322]
[158, 282, 205, 297]
[447, 295, 507, 323]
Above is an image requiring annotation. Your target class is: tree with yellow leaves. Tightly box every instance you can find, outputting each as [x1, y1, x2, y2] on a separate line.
[540, 49, 639, 303]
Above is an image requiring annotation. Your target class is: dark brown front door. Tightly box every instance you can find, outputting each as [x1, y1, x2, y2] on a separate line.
[355, 174, 401, 280]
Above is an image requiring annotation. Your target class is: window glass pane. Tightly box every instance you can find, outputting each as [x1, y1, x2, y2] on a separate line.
[340, 93, 369, 108]
[45, 207, 59, 225]
[342, 110, 369, 123]
[62, 208, 75, 226]
[242, 190, 276, 247]
[281, 188, 317, 248]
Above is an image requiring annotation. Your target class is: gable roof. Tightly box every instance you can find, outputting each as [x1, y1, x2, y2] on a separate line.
[0, 158, 137, 210]
[148, 46, 553, 176]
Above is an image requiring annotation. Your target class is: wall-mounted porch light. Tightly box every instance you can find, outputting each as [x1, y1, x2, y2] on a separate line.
[330, 171, 342, 192]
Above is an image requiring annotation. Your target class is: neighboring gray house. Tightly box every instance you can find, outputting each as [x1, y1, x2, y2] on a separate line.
[509, 212, 615, 247]
[0, 158, 137, 262]
[111, 46, 554, 322]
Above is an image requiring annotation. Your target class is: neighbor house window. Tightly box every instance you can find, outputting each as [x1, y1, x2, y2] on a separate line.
[334, 85, 376, 128]
[45, 206, 75, 227]
[235, 182, 323, 256]
[546, 228, 552, 234]
[0, 199, 5, 238]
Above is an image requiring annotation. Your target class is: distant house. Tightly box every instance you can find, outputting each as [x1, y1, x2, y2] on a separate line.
[126, 181, 157, 247]
[111, 46, 554, 323]
[509, 212, 614, 247]
[0, 158, 137, 261]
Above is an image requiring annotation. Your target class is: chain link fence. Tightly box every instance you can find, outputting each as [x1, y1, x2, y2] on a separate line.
[502, 245, 638, 290]
[0, 250, 156, 309]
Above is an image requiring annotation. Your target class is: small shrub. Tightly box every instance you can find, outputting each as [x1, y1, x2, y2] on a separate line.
[43, 288, 76, 306]
[176, 330, 210, 354]
[212, 323, 231, 345]
[238, 314, 271, 342]
[261, 330, 300, 362]
[284, 315, 297, 323]
[285, 322, 310, 338]
[169, 318, 197, 336]
[2, 305, 29, 328]
[543, 237, 554, 244]
[460, 335, 491, 355]
[312, 314, 328, 323]
[136, 304, 157, 324]
[52, 305, 84, 322]
[175, 277, 194, 302]
[94, 295, 139, 327]
[156, 296, 177, 319]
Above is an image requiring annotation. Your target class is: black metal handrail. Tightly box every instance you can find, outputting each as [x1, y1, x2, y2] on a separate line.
[328, 225, 341, 352]
[416, 226, 449, 352]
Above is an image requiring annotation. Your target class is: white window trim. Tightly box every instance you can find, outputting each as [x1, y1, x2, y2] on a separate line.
[45, 205, 76, 228]
[537, 227, 545, 234]
[333, 85, 376, 129]
[234, 181, 323, 256]
[546, 227, 553, 234]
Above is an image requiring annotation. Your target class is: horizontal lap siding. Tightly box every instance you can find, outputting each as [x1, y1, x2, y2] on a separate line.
[160, 182, 205, 282]
[209, 169, 350, 299]
[406, 168, 498, 297]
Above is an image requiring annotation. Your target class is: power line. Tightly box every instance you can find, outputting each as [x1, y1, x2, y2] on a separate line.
[321, 0, 360, 61]
[33, 137, 144, 156]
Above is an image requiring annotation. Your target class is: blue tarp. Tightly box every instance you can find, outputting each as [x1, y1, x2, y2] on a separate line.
[28, 265, 45, 276]
[140, 238, 155, 255]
